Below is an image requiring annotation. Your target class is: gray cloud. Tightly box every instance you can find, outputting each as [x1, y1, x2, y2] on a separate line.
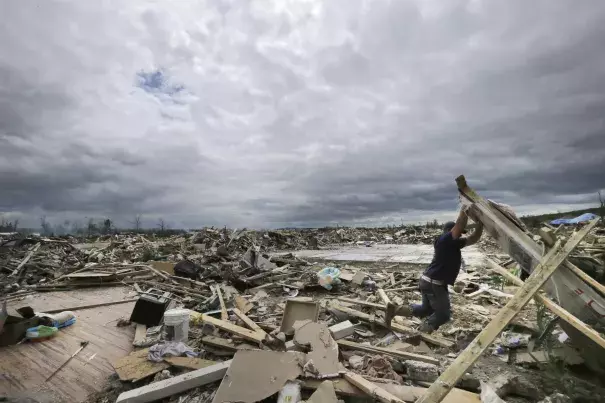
[1, 0, 604, 229]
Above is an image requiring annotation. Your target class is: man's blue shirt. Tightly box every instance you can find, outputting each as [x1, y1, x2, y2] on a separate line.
[423, 232, 467, 285]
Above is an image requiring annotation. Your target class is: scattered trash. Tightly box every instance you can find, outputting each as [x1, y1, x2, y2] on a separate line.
[148, 342, 198, 362]
[25, 325, 58, 341]
[317, 267, 341, 290]
[500, 331, 531, 348]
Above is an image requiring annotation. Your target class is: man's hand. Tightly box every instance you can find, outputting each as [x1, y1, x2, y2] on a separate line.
[464, 223, 484, 246]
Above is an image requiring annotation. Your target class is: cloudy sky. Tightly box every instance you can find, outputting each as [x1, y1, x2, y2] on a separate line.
[1, 1, 605, 229]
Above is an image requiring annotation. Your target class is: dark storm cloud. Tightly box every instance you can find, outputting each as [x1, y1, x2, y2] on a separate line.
[1, 1, 604, 229]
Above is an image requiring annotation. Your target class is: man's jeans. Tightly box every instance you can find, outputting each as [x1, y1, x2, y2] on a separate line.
[411, 278, 451, 331]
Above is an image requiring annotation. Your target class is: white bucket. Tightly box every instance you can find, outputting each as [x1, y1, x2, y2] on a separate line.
[164, 309, 190, 342]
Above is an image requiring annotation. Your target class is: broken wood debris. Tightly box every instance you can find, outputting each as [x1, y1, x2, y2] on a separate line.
[337, 339, 439, 365]
[3, 211, 603, 403]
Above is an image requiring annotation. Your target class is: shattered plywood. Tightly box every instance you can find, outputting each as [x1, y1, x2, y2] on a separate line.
[113, 348, 169, 382]
[293, 320, 340, 378]
[212, 350, 305, 403]
[280, 299, 320, 335]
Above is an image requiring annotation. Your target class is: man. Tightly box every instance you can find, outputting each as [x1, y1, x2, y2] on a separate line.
[385, 208, 483, 333]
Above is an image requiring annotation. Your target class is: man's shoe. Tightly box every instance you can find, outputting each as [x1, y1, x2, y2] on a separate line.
[418, 321, 435, 334]
[396, 305, 412, 317]
[385, 302, 397, 327]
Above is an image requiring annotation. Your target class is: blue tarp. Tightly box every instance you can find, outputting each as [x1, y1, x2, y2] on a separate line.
[550, 213, 599, 226]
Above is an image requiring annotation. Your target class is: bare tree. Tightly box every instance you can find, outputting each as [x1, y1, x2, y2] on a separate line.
[40, 216, 52, 235]
[157, 218, 166, 233]
[13, 219, 19, 232]
[132, 215, 142, 232]
[103, 218, 112, 234]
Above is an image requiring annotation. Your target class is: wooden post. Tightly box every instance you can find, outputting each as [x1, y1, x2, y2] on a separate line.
[486, 258, 605, 350]
[214, 285, 229, 321]
[416, 222, 593, 403]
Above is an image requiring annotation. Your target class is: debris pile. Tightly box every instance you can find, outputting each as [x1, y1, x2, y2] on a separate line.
[0, 237, 85, 296]
[1, 215, 604, 403]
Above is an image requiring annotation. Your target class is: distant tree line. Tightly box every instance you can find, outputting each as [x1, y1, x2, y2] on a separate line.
[0, 214, 184, 238]
[0, 217, 19, 233]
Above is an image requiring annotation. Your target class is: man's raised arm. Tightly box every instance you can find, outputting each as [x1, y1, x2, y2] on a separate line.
[450, 208, 468, 240]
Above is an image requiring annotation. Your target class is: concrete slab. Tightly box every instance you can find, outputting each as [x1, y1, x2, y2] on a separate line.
[282, 244, 485, 266]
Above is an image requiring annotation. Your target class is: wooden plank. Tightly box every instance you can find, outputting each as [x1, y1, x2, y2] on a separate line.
[146, 264, 179, 285]
[201, 336, 240, 352]
[10, 242, 41, 276]
[66, 272, 117, 279]
[133, 324, 147, 346]
[565, 261, 605, 297]
[214, 285, 229, 321]
[164, 357, 217, 370]
[331, 304, 454, 348]
[343, 371, 405, 403]
[302, 379, 480, 403]
[116, 360, 232, 403]
[139, 281, 207, 299]
[113, 348, 169, 382]
[337, 297, 386, 310]
[417, 221, 593, 403]
[231, 308, 267, 337]
[201, 314, 266, 344]
[337, 339, 439, 365]
[486, 258, 605, 351]
[44, 299, 138, 313]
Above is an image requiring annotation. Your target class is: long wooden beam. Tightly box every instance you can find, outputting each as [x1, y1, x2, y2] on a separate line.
[486, 258, 605, 350]
[201, 314, 266, 344]
[338, 339, 439, 365]
[330, 304, 454, 348]
[344, 372, 405, 403]
[417, 220, 594, 403]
